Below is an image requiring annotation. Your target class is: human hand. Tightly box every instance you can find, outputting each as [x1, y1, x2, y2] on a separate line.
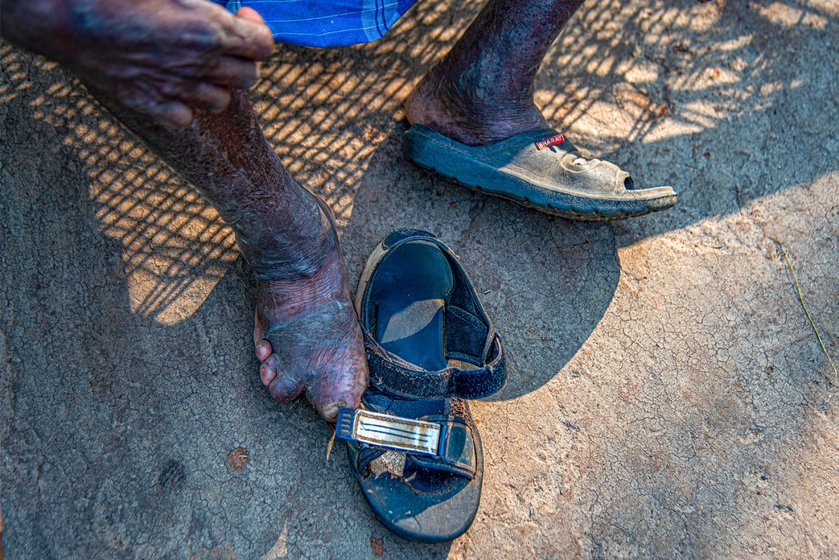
[1, 0, 274, 128]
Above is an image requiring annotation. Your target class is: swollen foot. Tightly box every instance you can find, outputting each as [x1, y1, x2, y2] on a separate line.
[404, 66, 548, 147]
[252, 203, 367, 422]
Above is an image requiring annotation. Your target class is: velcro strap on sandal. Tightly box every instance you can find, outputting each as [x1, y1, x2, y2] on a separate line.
[336, 408, 477, 478]
[365, 332, 505, 400]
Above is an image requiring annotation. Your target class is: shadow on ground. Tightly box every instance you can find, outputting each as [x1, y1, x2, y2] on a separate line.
[1, 0, 836, 558]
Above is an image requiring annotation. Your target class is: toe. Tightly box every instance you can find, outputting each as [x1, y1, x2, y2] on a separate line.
[308, 349, 367, 423]
[312, 399, 344, 424]
[255, 339, 272, 362]
[269, 369, 305, 402]
[259, 354, 279, 385]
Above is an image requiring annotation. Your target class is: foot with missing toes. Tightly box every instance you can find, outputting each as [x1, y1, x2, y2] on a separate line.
[252, 201, 368, 421]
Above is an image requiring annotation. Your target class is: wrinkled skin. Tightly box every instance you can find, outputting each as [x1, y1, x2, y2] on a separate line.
[0, 0, 274, 127]
[1, 0, 711, 421]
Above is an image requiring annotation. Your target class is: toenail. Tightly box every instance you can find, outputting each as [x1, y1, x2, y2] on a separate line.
[255, 340, 272, 358]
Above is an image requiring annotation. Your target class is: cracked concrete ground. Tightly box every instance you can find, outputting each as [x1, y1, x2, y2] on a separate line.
[1, 0, 837, 558]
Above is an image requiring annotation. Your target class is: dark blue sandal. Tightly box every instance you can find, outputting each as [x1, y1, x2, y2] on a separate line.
[336, 229, 505, 542]
[403, 124, 677, 220]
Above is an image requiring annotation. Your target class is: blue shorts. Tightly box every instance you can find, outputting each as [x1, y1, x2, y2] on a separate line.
[215, 0, 419, 48]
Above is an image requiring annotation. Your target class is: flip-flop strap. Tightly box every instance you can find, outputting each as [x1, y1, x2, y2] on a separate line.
[365, 332, 505, 400]
[337, 408, 476, 479]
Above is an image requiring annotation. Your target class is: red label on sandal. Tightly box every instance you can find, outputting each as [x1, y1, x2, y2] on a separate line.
[535, 133, 565, 150]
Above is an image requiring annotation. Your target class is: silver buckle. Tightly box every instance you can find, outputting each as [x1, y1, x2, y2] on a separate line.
[337, 409, 441, 456]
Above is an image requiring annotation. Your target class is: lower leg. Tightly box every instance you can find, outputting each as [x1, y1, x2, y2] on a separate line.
[406, 0, 585, 145]
[88, 87, 367, 420]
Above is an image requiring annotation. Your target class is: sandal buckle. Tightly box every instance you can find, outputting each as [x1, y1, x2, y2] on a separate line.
[336, 408, 441, 457]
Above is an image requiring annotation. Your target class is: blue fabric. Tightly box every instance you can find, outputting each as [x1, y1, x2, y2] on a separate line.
[215, 0, 418, 47]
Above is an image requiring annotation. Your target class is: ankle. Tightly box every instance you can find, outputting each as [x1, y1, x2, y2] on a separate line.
[238, 192, 338, 281]
[406, 66, 546, 146]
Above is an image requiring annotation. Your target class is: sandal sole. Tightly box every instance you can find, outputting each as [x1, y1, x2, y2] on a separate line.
[403, 126, 677, 221]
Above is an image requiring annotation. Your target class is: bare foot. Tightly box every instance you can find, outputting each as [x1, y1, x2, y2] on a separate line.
[77, 84, 365, 422]
[252, 201, 367, 422]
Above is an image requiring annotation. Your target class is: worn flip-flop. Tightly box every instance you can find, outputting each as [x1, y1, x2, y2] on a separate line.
[403, 124, 677, 220]
[336, 229, 505, 542]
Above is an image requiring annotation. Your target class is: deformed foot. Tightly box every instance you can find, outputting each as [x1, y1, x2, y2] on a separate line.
[252, 201, 367, 422]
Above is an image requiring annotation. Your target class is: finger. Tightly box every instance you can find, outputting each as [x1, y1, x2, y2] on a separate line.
[176, 81, 232, 113]
[82, 77, 193, 129]
[144, 99, 194, 129]
[155, 78, 232, 113]
[200, 56, 260, 89]
[217, 10, 274, 60]
[236, 7, 266, 25]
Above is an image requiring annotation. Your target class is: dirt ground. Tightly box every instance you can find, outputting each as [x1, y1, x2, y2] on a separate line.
[1, 0, 837, 558]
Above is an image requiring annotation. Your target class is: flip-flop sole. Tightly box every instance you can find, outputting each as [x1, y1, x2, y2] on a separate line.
[403, 125, 677, 221]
